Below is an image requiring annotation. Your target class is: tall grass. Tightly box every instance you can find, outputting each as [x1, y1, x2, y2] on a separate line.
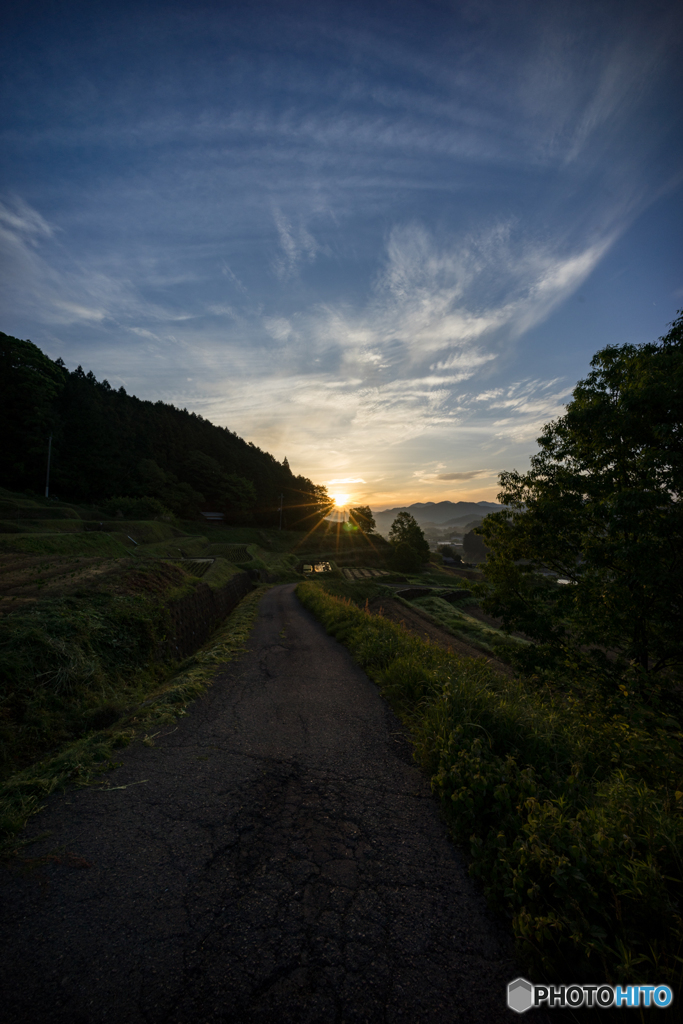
[297, 581, 683, 987]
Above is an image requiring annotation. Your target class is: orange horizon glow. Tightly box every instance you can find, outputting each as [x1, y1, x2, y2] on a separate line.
[349, 486, 501, 511]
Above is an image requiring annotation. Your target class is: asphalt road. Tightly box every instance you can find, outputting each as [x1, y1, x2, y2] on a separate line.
[1, 584, 528, 1024]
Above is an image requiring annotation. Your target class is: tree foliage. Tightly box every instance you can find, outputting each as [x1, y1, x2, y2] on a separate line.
[390, 540, 423, 573]
[0, 333, 66, 488]
[480, 312, 683, 685]
[348, 505, 376, 533]
[462, 529, 489, 563]
[388, 511, 430, 562]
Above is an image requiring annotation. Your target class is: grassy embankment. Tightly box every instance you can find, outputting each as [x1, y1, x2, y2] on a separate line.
[0, 493, 304, 855]
[297, 577, 683, 989]
[0, 556, 267, 856]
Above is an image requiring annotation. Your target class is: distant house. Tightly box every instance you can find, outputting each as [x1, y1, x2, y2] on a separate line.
[200, 512, 224, 524]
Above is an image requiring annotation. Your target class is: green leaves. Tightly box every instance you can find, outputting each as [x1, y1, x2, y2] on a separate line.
[481, 312, 683, 685]
[388, 511, 430, 568]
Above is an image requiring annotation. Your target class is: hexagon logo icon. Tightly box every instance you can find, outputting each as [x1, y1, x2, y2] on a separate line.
[508, 977, 534, 1013]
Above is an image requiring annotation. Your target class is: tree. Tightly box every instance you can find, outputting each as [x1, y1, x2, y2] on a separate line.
[349, 505, 376, 533]
[388, 512, 430, 562]
[462, 530, 489, 563]
[439, 544, 462, 563]
[390, 541, 423, 573]
[480, 312, 683, 684]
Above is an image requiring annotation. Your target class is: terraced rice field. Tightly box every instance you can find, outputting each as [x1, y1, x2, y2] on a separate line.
[205, 544, 251, 562]
[341, 567, 391, 580]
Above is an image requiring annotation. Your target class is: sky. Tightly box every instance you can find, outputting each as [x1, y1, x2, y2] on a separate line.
[1, 0, 682, 509]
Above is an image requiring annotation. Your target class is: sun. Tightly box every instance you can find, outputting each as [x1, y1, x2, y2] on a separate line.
[331, 492, 350, 507]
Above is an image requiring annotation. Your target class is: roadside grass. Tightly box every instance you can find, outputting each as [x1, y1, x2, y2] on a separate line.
[297, 580, 683, 988]
[312, 575, 393, 606]
[0, 585, 267, 858]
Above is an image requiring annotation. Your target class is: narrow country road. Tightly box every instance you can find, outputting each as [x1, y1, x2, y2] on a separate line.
[1, 585, 528, 1024]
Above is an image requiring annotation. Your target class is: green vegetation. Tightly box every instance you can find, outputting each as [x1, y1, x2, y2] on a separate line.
[388, 510, 430, 568]
[407, 593, 522, 658]
[0, 559, 195, 777]
[348, 504, 376, 533]
[462, 529, 489, 563]
[480, 311, 683, 689]
[297, 581, 683, 988]
[0, 532, 132, 557]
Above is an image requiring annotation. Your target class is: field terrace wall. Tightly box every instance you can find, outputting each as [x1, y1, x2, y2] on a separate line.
[164, 570, 254, 659]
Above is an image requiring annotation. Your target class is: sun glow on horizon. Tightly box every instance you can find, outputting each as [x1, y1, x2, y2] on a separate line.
[331, 492, 351, 507]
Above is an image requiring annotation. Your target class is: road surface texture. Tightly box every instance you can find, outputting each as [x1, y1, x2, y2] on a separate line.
[1, 584, 536, 1024]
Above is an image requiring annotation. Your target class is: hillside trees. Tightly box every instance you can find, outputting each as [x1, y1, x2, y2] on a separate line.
[0, 333, 325, 526]
[480, 312, 683, 684]
[0, 332, 66, 489]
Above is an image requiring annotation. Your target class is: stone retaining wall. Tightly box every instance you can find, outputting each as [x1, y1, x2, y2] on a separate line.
[164, 571, 254, 659]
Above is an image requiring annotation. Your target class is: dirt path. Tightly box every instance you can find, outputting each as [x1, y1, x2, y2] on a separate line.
[1, 585, 527, 1024]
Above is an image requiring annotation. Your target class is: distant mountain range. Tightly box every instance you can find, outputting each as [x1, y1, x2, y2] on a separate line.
[372, 500, 503, 535]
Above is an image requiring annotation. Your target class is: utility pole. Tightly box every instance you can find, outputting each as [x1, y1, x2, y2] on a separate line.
[279, 493, 284, 531]
[45, 434, 52, 498]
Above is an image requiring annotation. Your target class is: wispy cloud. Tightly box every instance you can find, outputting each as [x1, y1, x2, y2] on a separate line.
[272, 209, 320, 278]
[437, 471, 489, 481]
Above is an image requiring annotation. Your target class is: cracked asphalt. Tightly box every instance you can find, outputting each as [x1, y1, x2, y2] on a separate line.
[1, 584, 530, 1024]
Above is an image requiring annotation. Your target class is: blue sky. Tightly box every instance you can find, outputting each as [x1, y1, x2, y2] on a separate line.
[2, 0, 682, 508]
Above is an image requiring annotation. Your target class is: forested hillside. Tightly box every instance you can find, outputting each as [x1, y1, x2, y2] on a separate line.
[0, 333, 328, 527]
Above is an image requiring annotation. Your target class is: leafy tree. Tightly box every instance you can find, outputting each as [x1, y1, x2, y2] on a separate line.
[388, 511, 430, 562]
[462, 529, 489, 562]
[480, 312, 683, 685]
[439, 544, 462, 563]
[390, 541, 423, 573]
[349, 505, 376, 533]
